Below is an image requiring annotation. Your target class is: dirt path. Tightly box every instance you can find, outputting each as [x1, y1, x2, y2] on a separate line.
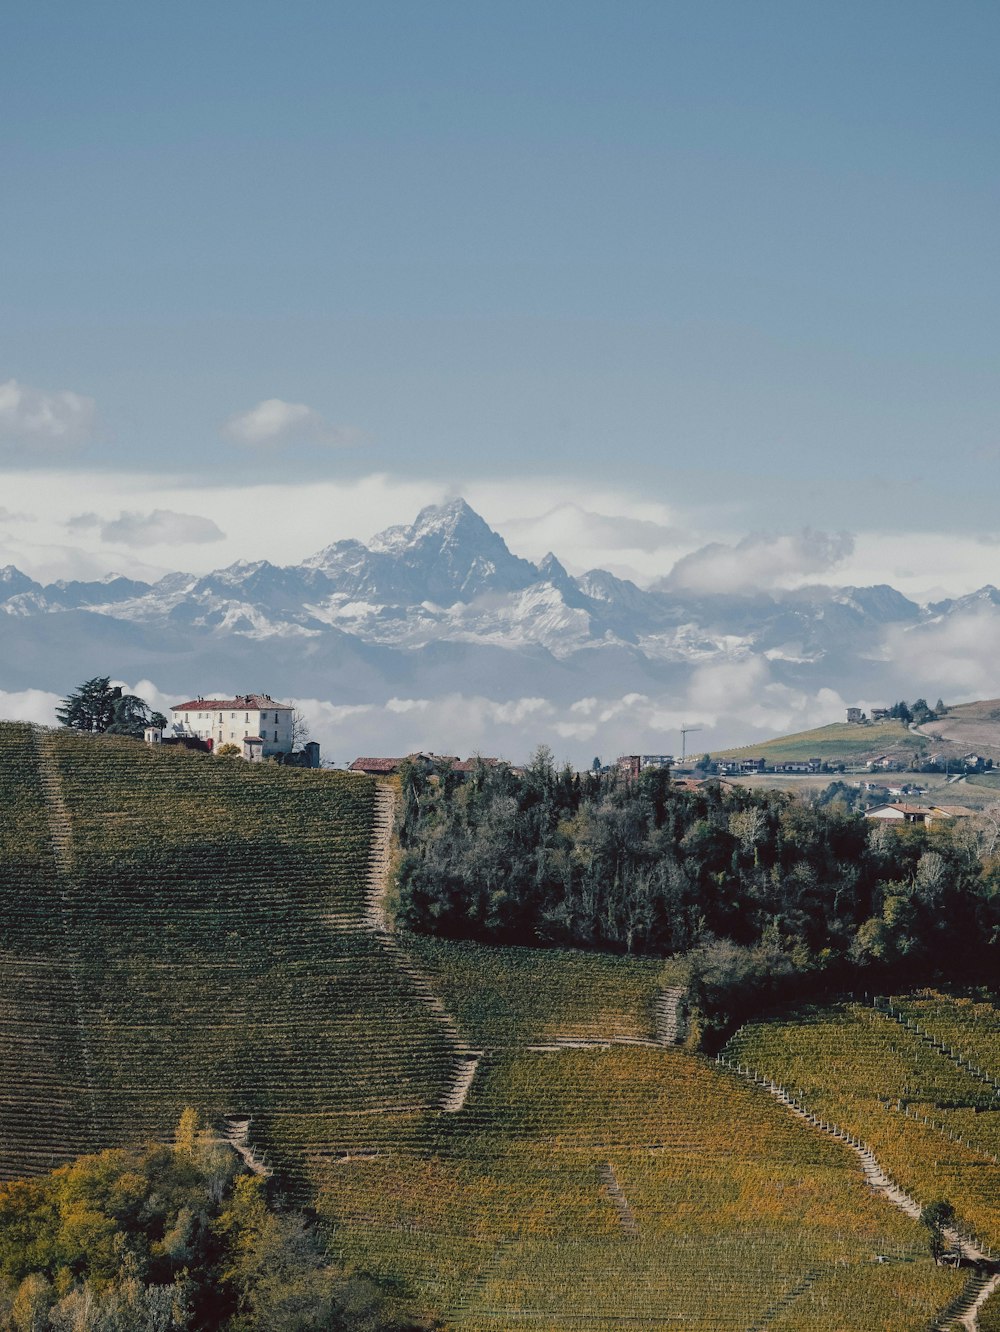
[717, 1053, 998, 1331]
[655, 986, 687, 1045]
[34, 731, 99, 1146]
[222, 1117, 272, 1177]
[599, 1161, 638, 1237]
[364, 781, 481, 1114]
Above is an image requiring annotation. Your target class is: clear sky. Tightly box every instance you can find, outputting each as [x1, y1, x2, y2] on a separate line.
[2, 1, 999, 591]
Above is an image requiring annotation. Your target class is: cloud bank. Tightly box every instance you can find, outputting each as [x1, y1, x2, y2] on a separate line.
[662, 529, 855, 595]
[222, 398, 363, 448]
[0, 379, 96, 445]
[69, 509, 225, 547]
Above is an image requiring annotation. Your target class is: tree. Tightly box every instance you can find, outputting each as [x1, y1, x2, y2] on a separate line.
[105, 694, 154, 738]
[920, 1199, 956, 1264]
[56, 678, 122, 733]
[290, 708, 309, 750]
[57, 679, 163, 738]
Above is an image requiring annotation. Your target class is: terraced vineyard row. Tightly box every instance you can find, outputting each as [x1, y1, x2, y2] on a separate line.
[317, 1045, 964, 1330]
[724, 998, 1000, 1254]
[311, 936, 972, 1329]
[0, 724, 456, 1180]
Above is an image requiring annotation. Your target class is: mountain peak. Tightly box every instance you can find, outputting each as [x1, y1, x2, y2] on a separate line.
[369, 497, 490, 554]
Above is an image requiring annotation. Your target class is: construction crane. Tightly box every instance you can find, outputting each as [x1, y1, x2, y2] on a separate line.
[679, 725, 702, 763]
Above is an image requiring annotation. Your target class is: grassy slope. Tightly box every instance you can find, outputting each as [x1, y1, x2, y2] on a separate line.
[0, 724, 454, 1181]
[726, 996, 1000, 1250]
[711, 719, 925, 764]
[0, 726, 982, 1329]
[318, 940, 965, 1331]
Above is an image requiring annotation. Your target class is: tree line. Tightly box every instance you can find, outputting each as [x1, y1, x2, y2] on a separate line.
[0, 1110, 422, 1332]
[395, 751, 1000, 1041]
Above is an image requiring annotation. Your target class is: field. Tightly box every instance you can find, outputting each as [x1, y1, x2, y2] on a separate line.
[711, 719, 925, 765]
[919, 698, 1000, 757]
[1, 723, 995, 1329]
[725, 995, 1000, 1252]
[314, 941, 973, 1330]
[0, 723, 455, 1181]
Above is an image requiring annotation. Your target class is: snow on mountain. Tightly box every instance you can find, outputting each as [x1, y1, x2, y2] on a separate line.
[2, 498, 999, 759]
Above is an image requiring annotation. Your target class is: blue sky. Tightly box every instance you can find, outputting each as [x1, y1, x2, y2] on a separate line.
[2, 0, 999, 584]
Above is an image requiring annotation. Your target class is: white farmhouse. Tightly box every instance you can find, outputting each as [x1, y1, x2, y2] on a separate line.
[170, 694, 294, 756]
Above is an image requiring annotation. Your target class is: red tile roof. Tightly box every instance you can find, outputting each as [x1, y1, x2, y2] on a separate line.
[172, 695, 291, 712]
[349, 757, 405, 773]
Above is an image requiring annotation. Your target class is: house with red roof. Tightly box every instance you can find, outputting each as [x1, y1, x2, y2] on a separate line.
[169, 694, 294, 757]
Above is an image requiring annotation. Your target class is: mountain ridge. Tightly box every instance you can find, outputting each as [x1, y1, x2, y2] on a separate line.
[0, 497, 996, 759]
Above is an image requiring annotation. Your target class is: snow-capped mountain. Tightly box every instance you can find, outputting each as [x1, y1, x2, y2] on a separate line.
[0, 498, 995, 760]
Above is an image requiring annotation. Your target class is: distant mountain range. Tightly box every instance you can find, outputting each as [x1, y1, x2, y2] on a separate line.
[1, 499, 995, 760]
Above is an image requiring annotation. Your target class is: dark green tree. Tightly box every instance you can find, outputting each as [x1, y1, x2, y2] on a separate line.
[57, 678, 165, 738]
[106, 693, 155, 738]
[920, 1199, 956, 1264]
[55, 677, 122, 733]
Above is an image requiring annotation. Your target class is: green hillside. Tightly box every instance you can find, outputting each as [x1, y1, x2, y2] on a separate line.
[2, 724, 996, 1330]
[0, 723, 454, 1182]
[316, 943, 967, 1331]
[726, 994, 1000, 1250]
[712, 718, 926, 764]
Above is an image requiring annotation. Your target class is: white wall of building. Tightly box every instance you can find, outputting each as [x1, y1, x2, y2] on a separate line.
[170, 705, 293, 756]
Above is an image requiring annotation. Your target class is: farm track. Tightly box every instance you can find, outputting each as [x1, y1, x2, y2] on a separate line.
[364, 782, 482, 1114]
[716, 1051, 999, 1332]
[34, 731, 98, 1150]
[222, 1116, 272, 1177]
[655, 986, 687, 1045]
[598, 1161, 638, 1237]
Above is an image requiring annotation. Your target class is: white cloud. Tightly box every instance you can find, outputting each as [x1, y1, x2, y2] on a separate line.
[69, 508, 225, 547]
[0, 465, 998, 606]
[0, 379, 96, 445]
[663, 529, 855, 595]
[0, 688, 61, 726]
[503, 502, 685, 556]
[882, 610, 1000, 699]
[222, 398, 363, 448]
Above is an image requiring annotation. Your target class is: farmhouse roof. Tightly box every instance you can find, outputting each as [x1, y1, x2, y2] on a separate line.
[866, 802, 935, 818]
[349, 757, 405, 773]
[172, 694, 291, 712]
[451, 757, 502, 773]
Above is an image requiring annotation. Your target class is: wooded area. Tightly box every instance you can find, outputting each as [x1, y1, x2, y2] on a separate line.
[396, 752, 1000, 1040]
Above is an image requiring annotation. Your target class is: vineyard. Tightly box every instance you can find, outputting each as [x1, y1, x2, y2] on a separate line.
[724, 995, 1000, 1252]
[0, 723, 997, 1328]
[0, 723, 455, 1182]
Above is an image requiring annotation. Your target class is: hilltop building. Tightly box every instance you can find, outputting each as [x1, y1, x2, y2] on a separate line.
[617, 755, 673, 780]
[169, 694, 294, 757]
[348, 753, 502, 779]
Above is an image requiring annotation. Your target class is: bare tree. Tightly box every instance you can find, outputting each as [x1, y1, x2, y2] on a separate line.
[290, 707, 310, 750]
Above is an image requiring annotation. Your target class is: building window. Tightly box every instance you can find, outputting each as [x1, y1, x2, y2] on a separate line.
[274, 730, 278, 742]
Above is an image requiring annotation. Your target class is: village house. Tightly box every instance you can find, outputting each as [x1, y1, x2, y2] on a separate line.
[348, 753, 502, 780]
[617, 755, 674, 780]
[169, 694, 294, 757]
[865, 802, 975, 827]
[846, 707, 865, 724]
[773, 758, 823, 774]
